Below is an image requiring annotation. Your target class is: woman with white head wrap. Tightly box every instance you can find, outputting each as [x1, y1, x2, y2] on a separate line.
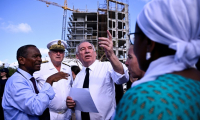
[114, 0, 200, 119]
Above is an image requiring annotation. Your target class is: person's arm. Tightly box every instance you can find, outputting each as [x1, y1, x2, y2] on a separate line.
[9, 72, 69, 115]
[9, 77, 54, 116]
[34, 70, 70, 89]
[98, 30, 124, 74]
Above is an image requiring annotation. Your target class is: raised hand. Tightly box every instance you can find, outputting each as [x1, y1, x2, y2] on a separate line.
[98, 30, 114, 59]
[98, 30, 124, 74]
[46, 72, 70, 85]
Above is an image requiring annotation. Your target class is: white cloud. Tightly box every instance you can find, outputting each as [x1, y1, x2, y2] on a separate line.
[5, 23, 32, 33]
[0, 60, 17, 68]
[0, 60, 9, 67]
[39, 48, 50, 61]
[9, 62, 18, 68]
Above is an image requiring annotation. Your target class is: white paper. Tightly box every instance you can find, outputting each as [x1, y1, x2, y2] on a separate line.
[69, 88, 98, 113]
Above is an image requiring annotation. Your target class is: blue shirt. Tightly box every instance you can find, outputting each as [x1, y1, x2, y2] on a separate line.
[2, 68, 55, 120]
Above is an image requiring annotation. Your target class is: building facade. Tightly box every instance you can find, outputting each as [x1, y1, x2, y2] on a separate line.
[66, 0, 129, 62]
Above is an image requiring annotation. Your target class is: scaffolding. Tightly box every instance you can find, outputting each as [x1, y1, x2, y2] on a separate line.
[66, 0, 129, 62]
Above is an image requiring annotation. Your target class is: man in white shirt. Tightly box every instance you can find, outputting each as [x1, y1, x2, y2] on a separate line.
[34, 40, 73, 120]
[67, 30, 129, 120]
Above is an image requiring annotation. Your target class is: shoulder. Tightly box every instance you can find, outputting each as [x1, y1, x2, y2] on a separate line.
[157, 74, 200, 87]
[6, 73, 27, 88]
[42, 60, 49, 64]
[41, 60, 54, 68]
[34, 61, 49, 75]
[99, 61, 126, 69]
[62, 62, 71, 67]
[130, 74, 200, 96]
[172, 68, 200, 81]
[74, 69, 84, 78]
[40, 60, 49, 67]
[61, 62, 72, 73]
[97, 61, 111, 67]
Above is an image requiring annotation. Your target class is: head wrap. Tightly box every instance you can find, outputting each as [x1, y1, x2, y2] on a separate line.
[132, 0, 200, 87]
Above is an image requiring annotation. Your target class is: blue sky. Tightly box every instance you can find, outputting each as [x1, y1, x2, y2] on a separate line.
[0, 0, 149, 67]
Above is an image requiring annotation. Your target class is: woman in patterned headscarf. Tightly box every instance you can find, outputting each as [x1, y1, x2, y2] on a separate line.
[114, 0, 200, 119]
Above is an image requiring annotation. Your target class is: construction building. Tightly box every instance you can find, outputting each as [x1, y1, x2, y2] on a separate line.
[66, 0, 129, 62]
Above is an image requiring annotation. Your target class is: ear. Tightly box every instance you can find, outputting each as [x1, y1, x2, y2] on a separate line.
[76, 54, 79, 59]
[48, 51, 50, 56]
[146, 38, 155, 53]
[94, 51, 97, 57]
[18, 56, 26, 65]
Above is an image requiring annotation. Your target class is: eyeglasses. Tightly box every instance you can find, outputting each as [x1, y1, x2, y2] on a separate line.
[128, 32, 143, 45]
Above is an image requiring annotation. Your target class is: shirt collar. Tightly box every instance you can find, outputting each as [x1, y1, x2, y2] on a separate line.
[60, 63, 67, 70]
[82, 60, 98, 71]
[48, 60, 56, 70]
[17, 68, 33, 80]
[48, 60, 66, 71]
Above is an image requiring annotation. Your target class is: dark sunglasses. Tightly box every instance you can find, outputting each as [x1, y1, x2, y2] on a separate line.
[51, 50, 65, 53]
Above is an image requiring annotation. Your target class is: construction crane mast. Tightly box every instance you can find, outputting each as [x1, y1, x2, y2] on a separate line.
[37, 0, 74, 41]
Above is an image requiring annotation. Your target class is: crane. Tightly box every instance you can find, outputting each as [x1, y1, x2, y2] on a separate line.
[37, 0, 74, 41]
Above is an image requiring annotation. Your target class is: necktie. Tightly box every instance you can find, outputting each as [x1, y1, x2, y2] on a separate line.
[81, 68, 90, 120]
[16, 71, 49, 119]
[30, 77, 39, 94]
[83, 68, 90, 88]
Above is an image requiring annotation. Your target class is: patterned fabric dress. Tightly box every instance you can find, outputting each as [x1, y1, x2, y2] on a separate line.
[114, 74, 200, 120]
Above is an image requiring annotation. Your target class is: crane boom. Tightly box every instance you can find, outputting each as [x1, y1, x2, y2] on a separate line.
[37, 0, 75, 41]
[37, 0, 73, 10]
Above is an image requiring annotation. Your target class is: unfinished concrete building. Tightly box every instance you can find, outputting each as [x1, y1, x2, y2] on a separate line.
[66, 0, 129, 62]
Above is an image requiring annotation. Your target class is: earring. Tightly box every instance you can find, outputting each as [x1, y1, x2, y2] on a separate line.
[146, 52, 151, 60]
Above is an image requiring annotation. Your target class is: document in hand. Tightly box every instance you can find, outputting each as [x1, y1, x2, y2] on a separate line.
[69, 88, 99, 113]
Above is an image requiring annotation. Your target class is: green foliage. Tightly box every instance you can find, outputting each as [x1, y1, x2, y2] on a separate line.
[8, 67, 17, 76]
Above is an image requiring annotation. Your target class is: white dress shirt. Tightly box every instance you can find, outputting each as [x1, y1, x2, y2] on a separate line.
[34, 61, 73, 120]
[72, 60, 129, 120]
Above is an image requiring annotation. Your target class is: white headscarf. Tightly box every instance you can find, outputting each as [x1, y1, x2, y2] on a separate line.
[132, 0, 200, 87]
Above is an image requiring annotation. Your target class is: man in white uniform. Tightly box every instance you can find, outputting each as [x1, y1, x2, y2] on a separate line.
[34, 40, 73, 120]
[67, 31, 129, 120]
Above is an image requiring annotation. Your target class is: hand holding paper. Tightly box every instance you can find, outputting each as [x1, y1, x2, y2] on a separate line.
[69, 88, 98, 113]
[66, 96, 76, 109]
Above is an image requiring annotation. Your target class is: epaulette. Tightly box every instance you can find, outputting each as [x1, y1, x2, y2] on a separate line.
[62, 62, 70, 67]
[42, 60, 49, 63]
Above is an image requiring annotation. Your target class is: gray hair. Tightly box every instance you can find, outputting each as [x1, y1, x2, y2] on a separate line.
[76, 40, 96, 54]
